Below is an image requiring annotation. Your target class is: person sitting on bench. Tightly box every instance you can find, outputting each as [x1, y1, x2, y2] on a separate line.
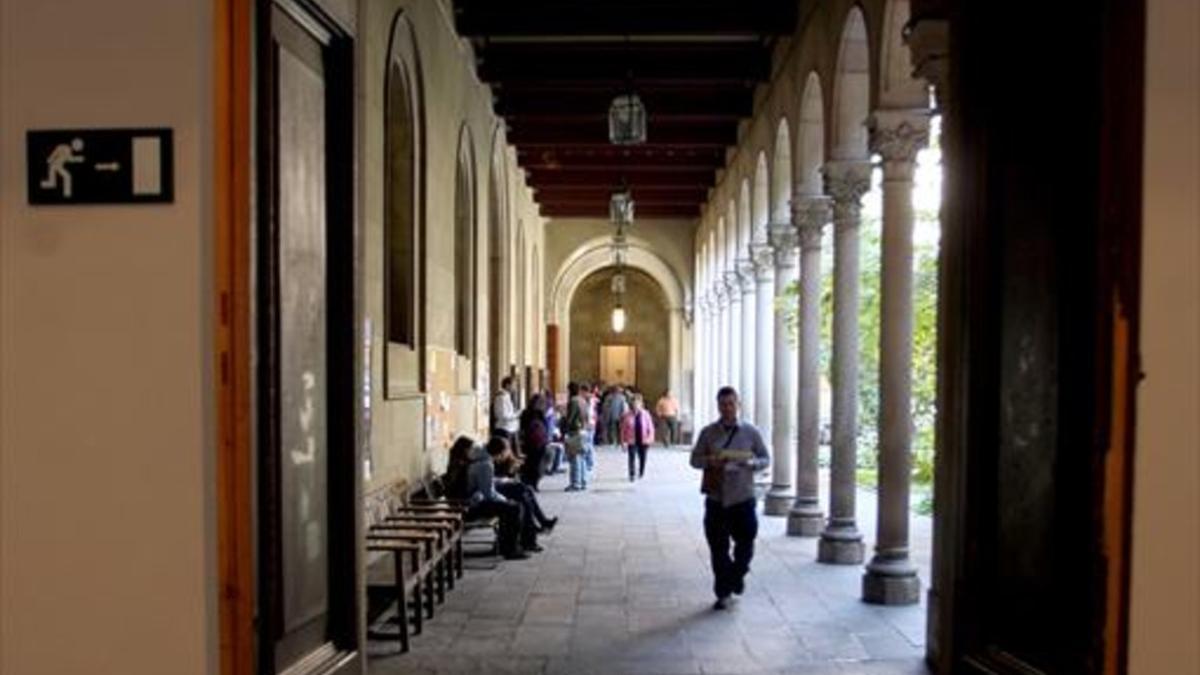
[445, 436, 532, 560]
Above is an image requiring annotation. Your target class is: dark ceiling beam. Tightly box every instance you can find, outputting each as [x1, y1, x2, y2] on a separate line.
[508, 123, 737, 147]
[496, 90, 753, 118]
[477, 44, 770, 83]
[540, 203, 701, 218]
[526, 168, 715, 188]
[518, 148, 725, 171]
[534, 186, 710, 202]
[455, 2, 796, 38]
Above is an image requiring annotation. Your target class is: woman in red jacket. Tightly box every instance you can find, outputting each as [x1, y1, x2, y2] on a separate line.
[620, 393, 656, 481]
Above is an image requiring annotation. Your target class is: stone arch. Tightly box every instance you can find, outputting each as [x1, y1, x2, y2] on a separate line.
[752, 151, 770, 242]
[549, 237, 690, 413]
[878, 0, 927, 109]
[831, 6, 871, 160]
[725, 202, 738, 269]
[454, 123, 476, 360]
[486, 125, 509, 393]
[772, 118, 794, 223]
[797, 71, 826, 195]
[738, 179, 752, 253]
[383, 9, 426, 395]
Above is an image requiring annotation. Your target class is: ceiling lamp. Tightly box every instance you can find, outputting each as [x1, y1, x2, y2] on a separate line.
[609, 188, 634, 225]
[611, 303, 627, 333]
[608, 94, 646, 145]
[610, 269, 627, 333]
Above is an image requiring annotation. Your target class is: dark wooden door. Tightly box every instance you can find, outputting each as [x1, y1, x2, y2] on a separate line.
[257, 1, 358, 673]
[931, 0, 1143, 672]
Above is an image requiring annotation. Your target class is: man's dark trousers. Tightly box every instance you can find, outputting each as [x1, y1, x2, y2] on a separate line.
[703, 498, 758, 598]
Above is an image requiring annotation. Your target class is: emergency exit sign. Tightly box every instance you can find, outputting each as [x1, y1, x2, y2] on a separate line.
[26, 128, 173, 205]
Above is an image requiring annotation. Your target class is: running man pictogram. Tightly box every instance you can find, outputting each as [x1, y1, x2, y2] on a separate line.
[40, 138, 85, 198]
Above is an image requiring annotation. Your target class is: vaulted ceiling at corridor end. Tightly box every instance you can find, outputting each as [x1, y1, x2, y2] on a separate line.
[454, 0, 799, 219]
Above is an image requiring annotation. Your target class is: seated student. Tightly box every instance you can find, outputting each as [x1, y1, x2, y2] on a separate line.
[444, 435, 531, 560]
[488, 437, 557, 547]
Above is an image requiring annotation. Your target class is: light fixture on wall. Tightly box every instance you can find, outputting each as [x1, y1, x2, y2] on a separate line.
[610, 271, 627, 333]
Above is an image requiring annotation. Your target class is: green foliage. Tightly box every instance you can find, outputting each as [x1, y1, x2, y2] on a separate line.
[776, 208, 941, 494]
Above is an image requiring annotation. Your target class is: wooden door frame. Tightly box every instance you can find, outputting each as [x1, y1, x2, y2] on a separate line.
[930, 0, 1144, 672]
[214, 0, 254, 672]
[255, 0, 359, 673]
[216, 0, 361, 673]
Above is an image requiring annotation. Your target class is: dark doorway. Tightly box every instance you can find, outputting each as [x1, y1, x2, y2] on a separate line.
[255, 1, 359, 673]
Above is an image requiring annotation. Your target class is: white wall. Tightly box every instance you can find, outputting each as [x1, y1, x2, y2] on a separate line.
[1129, 0, 1200, 672]
[0, 1, 216, 674]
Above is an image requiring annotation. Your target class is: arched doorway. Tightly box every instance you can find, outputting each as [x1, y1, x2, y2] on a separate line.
[568, 267, 670, 396]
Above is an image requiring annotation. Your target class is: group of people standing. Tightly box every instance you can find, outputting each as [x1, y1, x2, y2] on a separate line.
[491, 376, 682, 487]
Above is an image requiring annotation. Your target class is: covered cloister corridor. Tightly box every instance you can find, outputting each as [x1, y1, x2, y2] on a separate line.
[2, 0, 1197, 674]
[373, 448, 929, 675]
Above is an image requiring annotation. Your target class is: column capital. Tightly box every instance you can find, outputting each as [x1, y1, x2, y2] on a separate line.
[767, 223, 798, 268]
[868, 109, 930, 166]
[906, 17, 949, 110]
[711, 281, 728, 308]
[735, 258, 758, 293]
[823, 160, 874, 228]
[722, 271, 745, 303]
[792, 195, 833, 251]
[750, 243, 775, 280]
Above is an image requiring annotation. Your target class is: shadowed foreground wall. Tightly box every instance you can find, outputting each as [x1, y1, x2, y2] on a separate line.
[569, 267, 669, 397]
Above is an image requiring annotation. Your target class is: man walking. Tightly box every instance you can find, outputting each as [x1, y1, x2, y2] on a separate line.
[690, 386, 770, 609]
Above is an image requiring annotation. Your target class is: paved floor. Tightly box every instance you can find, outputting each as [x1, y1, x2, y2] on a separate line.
[372, 446, 932, 675]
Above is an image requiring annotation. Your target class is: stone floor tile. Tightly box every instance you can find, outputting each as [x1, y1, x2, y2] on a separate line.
[370, 449, 930, 675]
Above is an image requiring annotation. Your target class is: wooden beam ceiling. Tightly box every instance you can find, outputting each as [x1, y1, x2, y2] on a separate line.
[455, 0, 796, 218]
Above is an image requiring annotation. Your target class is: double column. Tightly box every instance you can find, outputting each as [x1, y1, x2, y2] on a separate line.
[788, 195, 832, 536]
[818, 160, 874, 563]
[862, 109, 929, 605]
[764, 224, 798, 515]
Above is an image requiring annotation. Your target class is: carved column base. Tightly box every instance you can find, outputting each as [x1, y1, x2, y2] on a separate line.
[786, 502, 824, 537]
[817, 527, 865, 564]
[764, 488, 795, 516]
[862, 557, 921, 605]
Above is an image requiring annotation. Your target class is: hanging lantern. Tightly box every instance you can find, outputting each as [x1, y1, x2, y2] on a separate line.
[611, 303, 627, 333]
[608, 93, 647, 145]
[609, 189, 635, 225]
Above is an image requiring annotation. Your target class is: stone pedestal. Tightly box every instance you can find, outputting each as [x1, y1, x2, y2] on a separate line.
[862, 108, 929, 605]
[818, 160, 873, 565]
[764, 224, 797, 517]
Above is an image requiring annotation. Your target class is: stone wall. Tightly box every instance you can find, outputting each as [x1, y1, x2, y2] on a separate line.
[362, 0, 545, 492]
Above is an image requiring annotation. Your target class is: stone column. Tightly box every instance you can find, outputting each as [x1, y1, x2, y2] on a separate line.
[714, 280, 728, 393]
[788, 195, 832, 536]
[818, 160, 874, 564]
[724, 270, 743, 394]
[764, 224, 798, 515]
[751, 243, 775, 437]
[863, 109, 929, 605]
[737, 258, 758, 420]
